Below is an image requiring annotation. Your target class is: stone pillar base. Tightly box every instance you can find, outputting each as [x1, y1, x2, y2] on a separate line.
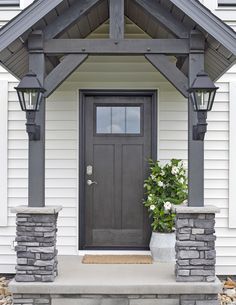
[174, 205, 220, 282]
[11, 206, 62, 282]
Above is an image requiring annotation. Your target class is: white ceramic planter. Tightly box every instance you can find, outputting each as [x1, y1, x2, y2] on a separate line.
[149, 231, 176, 262]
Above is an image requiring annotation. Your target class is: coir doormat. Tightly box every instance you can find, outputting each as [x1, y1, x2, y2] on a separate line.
[82, 255, 153, 264]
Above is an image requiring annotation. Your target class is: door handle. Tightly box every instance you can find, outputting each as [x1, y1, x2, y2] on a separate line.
[87, 179, 98, 186]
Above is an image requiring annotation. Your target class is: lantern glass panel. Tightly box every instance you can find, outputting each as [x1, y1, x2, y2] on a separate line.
[37, 92, 43, 110]
[23, 89, 40, 111]
[208, 91, 216, 111]
[193, 90, 211, 111]
[17, 91, 26, 111]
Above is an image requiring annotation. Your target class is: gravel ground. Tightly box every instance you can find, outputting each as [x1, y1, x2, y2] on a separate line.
[219, 277, 236, 305]
[0, 275, 13, 305]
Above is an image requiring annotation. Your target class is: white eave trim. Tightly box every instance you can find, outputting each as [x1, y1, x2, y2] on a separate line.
[229, 82, 236, 228]
[0, 80, 8, 227]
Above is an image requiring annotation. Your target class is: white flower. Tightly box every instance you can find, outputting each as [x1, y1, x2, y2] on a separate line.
[158, 181, 164, 187]
[150, 205, 156, 211]
[151, 174, 156, 180]
[171, 166, 179, 175]
[148, 194, 153, 201]
[160, 170, 165, 176]
[164, 201, 172, 211]
[179, 177, 184, 184]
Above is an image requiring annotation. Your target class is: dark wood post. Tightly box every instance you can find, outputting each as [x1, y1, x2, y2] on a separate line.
[188, 30, 205, 207]
[28, 30, 45, 207]
[109, 0, 124, 40]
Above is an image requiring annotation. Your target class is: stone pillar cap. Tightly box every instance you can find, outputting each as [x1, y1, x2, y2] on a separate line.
[174, 205, 220, 214]
[11, 205, 63, 214]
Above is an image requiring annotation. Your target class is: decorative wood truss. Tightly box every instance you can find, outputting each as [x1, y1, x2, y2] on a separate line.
[0, 0, 235, 96]
[0, 0, 236, 207]
[38, 0, 193, 99]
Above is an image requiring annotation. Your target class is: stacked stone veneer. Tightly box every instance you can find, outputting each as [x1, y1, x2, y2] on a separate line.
[11, 206, 62, 282]
[13, 294, 51, 305]
[175, 206, 220, 283]
[11, 293, 220, 305]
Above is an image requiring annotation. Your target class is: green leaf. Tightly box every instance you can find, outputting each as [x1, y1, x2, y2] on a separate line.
[143, 158, 188, 233]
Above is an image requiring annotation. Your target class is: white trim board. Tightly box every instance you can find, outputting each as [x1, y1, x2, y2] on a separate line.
[0, 80, 8, 227]
[20, 0, 33, 9]
[229, 82, 236, 228]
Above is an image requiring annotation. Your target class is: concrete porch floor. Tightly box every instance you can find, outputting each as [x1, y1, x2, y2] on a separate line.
[9, 255, 222, 295]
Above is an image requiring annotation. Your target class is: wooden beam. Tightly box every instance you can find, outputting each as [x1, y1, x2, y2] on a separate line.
[145, 54, 188, 98]
[134, 0, 189, 39]
[188, 30, 205, 207]
[109, 0, 124, 40]
[28, 31, 45, 207]
[44, 54, 88, 98]
[44, 0, 102, 40]
[44, 39, 190, 54]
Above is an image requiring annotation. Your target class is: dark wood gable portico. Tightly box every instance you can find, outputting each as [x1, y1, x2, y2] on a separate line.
[0, 0, 236, 212]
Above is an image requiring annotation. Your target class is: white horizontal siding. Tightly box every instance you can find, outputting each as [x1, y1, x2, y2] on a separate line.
[209, 81, 236, 275]
[213, 4, 236, 274]
[0, 8, 20, 27]
[0, 83, 79, 272]
[200, 0, 236, 273]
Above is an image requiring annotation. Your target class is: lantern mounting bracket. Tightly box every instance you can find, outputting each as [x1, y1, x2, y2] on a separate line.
[193, 111, 208, 141]
[26, 111, 40, 141]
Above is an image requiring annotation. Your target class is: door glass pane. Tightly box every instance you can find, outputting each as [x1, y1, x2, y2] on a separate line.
[96, 106, 141, 134]
[96, 107, 111, 133]
[112, 107, 125, 133]
[126, 107, 141, 133]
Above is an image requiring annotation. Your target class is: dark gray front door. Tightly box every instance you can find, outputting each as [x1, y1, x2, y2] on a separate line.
[80, 91, 156, 250]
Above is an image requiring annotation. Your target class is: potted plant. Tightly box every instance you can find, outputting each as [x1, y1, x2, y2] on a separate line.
[143, 159, 188, 262]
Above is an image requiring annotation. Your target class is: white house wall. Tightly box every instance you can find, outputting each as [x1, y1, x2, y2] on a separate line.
[0, 1, 236, 275]
[40, 64, 236, 276]
[0, 55, 232, 275]
[203, 0, 236, 273]
[0, 2, 21, 273]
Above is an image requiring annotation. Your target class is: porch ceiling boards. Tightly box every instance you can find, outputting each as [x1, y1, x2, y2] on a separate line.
[0, 0, 109, 78]
[0, 0, 235, 81]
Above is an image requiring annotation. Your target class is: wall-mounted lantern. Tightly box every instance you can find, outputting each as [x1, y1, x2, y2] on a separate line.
[15, 71, 45, 141]
[188, 71, 219, 141]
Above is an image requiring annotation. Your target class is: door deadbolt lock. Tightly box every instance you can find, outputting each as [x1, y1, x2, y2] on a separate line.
[86, 165, 93, 176]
